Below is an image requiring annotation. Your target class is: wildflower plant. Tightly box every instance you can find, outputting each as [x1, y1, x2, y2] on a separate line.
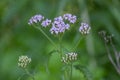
[18, 13, 92, 80]
[18, 55, 34, 80]
[29, 13, 91, 79]
[61, 52, 78, 80]
[99, 31, 120, 75]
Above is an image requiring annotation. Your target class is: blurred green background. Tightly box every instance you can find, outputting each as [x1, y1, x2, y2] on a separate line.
[0, 0, 120, 80]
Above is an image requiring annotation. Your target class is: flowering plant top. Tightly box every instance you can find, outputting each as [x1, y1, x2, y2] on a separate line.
[28, 13, 90, 35]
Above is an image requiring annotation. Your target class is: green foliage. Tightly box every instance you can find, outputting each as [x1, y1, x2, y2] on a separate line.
[74, 64, 92, 80]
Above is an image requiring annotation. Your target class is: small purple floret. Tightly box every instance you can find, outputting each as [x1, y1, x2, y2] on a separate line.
[41, 19, 51, 27]
[63, 13, 77, 24]
[50, 16, 70, 34]
[28, 14, 44, 25]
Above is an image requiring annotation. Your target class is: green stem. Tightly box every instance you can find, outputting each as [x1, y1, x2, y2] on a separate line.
[72, 37, 83, 51]
[58, 34, 63, 58]
[33, 25, 56, 48]
[25, 69, 35, 80]
[17, 73, 26, 80]
[18, 69, 35, 80]
[70, 62, 73, 80]
[64, 70, 69, 80]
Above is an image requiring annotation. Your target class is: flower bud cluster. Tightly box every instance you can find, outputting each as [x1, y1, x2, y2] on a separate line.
[50, 16, 70, 34]
[41, 19, 51, 27]
[99, 31, 114, 43]
[28, 14, 44, 25]
[18, 55, 31, 68]
[28, 14, 51, 27]
[63, 13, 77, 24]
[79, 23, 91, 35]
[61, 52, 77, 64]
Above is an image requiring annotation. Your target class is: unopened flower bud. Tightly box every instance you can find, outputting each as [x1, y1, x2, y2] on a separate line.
[18, 55, 31, 68]
[61, 52, 77, 64]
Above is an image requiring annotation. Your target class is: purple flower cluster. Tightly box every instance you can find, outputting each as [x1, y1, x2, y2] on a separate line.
[63, 13, 77, 24]
[50, 13, 77, 35]
[28, 13, 91, 35]
[79, 23, 91, 35]
[41, 19, 51, 27]
[28, 14, 44, 25]
[50, 16, 70, 34]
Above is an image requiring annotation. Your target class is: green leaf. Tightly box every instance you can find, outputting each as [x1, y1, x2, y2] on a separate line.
[74, 64, 93, 80]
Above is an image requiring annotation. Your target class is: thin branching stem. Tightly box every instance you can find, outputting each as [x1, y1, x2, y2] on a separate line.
[18, 69, 35, 80]
[109, 38, 120, 68]
[58, 34, 63, 58]
[25, 69, 35, 80]
[33, 25, 57, 48]
[70, 62, 73, 80]
[104, 42, 119, 73]
[17, 73, 26, 80]
[64, 70, 69, 80]
[72, 36, 83, 51]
